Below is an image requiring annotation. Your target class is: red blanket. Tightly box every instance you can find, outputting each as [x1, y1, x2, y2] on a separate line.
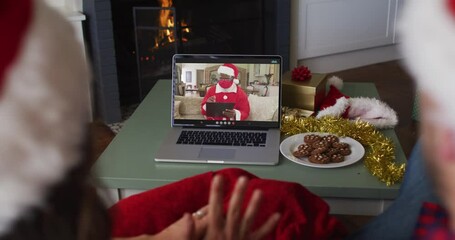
[110, 168, 347, 239]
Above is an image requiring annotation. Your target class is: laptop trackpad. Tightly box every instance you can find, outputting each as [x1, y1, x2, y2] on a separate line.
[199, 148, 236, 160]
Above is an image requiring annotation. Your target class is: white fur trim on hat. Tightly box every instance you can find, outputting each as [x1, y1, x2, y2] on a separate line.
[348, 97, 398, 129]
[316, 97, 350, 118]
[218, 65, 235, 77]
[0, 0, 89, 235]
[399, 0, 455, 128]
[316, 97, 398, 129]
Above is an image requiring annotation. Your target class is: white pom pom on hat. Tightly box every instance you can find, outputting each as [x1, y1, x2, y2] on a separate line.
[327, 76, 344, 90]
[316, 76, 350, 118]
[399, 0, 455, 126]
[0, 0, 89, 235]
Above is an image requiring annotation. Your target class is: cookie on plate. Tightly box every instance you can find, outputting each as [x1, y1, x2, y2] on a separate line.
[304, 134, 322, 144]
[312, 140, 329, 149]
[332, 142, 349, 149]
[339, 147, 352, 156]
[330, 153, 345, 163]
[309, 154, 330, 164]
[322, 135, 339, 144]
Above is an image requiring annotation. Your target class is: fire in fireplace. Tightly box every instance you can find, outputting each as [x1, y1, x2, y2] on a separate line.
[133, 6, 178, 99]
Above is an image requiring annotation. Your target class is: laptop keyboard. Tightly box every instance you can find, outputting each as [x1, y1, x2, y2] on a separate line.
[177, 130, 267, 147]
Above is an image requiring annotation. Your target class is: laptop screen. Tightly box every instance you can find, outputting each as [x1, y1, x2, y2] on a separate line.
[172, 54, 282, 129]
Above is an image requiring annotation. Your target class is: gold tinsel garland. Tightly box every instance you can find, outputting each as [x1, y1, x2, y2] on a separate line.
[281, 116, 406, 186]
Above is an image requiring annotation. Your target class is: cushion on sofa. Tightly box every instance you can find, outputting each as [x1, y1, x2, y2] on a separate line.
[174, 96, 204, 116]
[174, 100, 181, 118]
[247, 95, 279, 121]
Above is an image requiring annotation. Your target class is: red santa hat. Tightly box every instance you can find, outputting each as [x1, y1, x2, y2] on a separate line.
[316, 76, 398, 129]
[0, 0, 89, 235]
[218, 63, 240, 85]
[400, 0, 455, 128]
[317, 76, 350, 118]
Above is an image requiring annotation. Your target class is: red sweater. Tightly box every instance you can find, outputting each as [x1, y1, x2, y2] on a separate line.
[201, 83, 250, 121]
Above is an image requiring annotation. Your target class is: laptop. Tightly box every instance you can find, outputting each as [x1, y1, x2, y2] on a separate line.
[155, 54, 282, 165]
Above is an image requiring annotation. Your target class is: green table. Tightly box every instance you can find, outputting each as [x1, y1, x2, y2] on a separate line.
[95, 80, 406, 215]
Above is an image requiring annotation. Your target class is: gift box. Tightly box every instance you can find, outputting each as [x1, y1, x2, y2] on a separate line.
[282, 107, 314, 120]
[282, 72, 327, 111]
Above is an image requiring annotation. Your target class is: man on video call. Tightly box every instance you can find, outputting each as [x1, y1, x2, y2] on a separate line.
[201, 63, 250, 121]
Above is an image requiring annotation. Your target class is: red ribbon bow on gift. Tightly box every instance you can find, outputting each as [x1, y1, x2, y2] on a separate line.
[291, 66, 312, 82]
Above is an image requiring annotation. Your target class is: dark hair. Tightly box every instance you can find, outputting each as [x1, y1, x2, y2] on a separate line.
[0, 134, 111, 240]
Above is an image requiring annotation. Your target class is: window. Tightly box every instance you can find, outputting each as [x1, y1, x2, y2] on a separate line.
[185, 71, 192, 83]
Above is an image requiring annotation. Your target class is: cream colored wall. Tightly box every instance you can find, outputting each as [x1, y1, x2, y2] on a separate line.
[44, 0, 82, 12]
[76, 0, 83, 11]
[290, 0, 402, 72]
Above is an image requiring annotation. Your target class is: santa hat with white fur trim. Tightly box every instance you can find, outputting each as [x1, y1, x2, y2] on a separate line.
[400, 0, 455, 127]
[316, 76, 351, 118]
[0, 0, 89, 235]
[218, 63, 240, 85]
[316, 76, 398, 129]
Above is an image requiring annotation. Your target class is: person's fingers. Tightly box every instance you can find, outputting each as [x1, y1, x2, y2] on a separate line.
[222, 110, 235, 118]
[225, 177, 248, 239]
[208, 175, 224, 231]
[150, 213, 195, 240]
[239, 189, 262, 238]
[250, 213, 281, 240]
[191, 206, 209, 239]
[227, 109, 236, 118]
[177, 213, 195, 239]
[183, 213, 196, 237]
[192, 205, 208, 220]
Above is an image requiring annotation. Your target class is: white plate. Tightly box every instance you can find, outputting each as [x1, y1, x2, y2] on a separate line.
[280, 132, 365, 168]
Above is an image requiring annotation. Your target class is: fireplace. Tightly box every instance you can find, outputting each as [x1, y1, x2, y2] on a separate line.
[84, 0, 290, 123]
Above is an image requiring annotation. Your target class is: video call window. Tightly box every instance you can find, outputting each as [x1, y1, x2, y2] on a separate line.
[173, 62, 280, 124]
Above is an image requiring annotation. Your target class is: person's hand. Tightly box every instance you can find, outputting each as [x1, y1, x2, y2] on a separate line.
[207, 96, 216, 103]
[222, 109, 236, 119]
[203, 175, 281, 240]
[113, 212, 207, 240]
[113, 176, 280, 240]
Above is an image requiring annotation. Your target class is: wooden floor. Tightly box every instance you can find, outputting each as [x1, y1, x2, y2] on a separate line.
[91, 60, 418, 235]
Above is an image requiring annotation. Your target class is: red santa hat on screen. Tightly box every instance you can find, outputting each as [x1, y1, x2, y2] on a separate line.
[0, 0, 89, 235]
[316, 76, 398, 129]
[400, 0, 455, 127]
[218, 63, 240, 85]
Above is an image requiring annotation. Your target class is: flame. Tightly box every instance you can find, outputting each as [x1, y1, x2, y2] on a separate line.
[159, 0, 173, 29]
[154, 0, 174, 48]
[153, 0, 190, 48]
